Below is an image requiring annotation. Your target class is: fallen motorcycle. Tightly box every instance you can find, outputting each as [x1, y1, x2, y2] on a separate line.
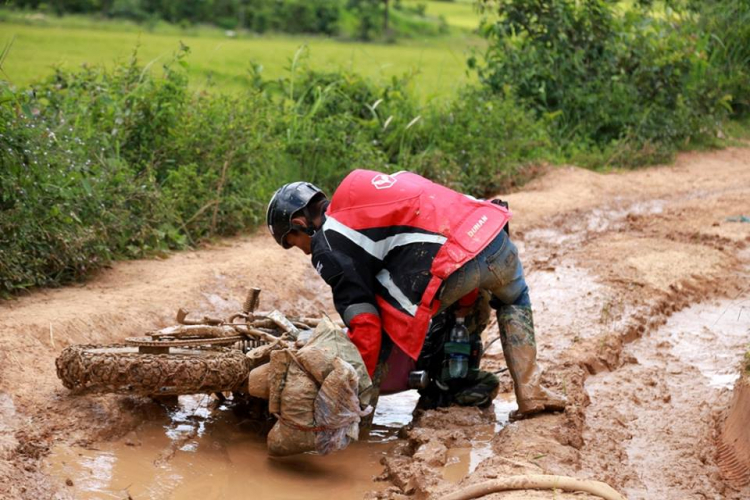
[55, 288, 326, 397]
[55, 287, 374, 456]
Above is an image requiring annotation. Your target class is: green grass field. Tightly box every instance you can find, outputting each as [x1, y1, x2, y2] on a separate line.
[0, 5, 485, 100]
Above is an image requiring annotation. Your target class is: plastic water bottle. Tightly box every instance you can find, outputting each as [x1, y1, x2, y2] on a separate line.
[448, 317, 470, 379]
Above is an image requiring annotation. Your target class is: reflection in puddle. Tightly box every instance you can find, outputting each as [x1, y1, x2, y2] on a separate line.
[442, 394, 517, 483]
[76, 453, 117, 497]
[366, 390, 421, 443]
[373, 391, 420, 428]
[662, 297, 749, 390]
[46, 392, 424, 500]
[46, 388, 517, 497]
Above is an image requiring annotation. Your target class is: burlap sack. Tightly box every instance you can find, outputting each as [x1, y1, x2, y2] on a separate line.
[267, 420, 316, 457]
[265, 318, 374, 456]
[296, 346, 336, 384]
[280, 362, 317, 427]
[303, 317, 373, 405]
[268, 349, 291, 415]
[267, 361, 319, 456]
[247, 363, 271, 399]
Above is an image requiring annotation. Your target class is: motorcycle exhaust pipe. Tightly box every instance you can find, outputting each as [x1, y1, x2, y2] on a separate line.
[408, 370, 430, 390]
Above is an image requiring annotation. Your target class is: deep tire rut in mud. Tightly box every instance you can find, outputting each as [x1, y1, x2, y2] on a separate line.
[1, 148, 749, 499]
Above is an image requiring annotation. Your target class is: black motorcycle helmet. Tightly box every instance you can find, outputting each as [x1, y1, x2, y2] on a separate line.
[266, 182, 325, 249]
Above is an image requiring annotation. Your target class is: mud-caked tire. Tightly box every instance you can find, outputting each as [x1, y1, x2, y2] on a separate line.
[56, 344, 250, 396]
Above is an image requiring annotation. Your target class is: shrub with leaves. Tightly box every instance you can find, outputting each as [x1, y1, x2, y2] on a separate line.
[689, 0, 750, 118]
[403, 89, 551, 196]
[3, 45, 546, 295]
[0, 50, 191, 295]
[473, 0, 730, 163]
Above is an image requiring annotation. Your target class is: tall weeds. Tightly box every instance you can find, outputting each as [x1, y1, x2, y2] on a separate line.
[0, 46, 545, 295]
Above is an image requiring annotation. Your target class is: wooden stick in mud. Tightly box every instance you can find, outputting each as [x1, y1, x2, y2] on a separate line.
[244, 288, 261, 314]
[175, 308, 223, 326]
[442, 474, 627, 500]
[292, 317, 346, 328]
[151, 325, 237, 338]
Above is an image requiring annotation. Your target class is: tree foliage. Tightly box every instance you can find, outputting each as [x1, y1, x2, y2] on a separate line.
[6, 0, 447, 39]
[473, 0, 737, 162]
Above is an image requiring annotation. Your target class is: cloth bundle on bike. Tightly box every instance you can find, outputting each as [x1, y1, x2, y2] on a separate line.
[265, 317, 373, 456]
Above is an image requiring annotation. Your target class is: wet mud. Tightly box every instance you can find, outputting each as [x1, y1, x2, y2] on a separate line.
[45, 395, 395, 500]
[580, 297, 749, 499]
[2, 147, 750, 499]
[717, 373, 750, 488]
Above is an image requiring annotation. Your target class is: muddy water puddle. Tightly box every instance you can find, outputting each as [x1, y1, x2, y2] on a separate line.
[661, 296, 750, 389]
[584, 295, 749, 499]
[442, 394, 517, 483]
[46, 393, 419, 500]
[47, 388, 515, 498]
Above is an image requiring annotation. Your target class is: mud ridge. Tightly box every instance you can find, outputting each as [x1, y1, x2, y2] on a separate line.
[577, 274, 742, 375]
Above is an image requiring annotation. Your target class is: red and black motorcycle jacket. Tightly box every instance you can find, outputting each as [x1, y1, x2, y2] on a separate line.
[310, 170, 511, 376]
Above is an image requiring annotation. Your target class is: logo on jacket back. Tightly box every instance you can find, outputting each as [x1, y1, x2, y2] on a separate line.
[467, 215, 489, 238]
[371, 174, 397, 190]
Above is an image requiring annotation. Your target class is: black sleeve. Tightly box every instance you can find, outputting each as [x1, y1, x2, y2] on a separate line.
[311, 247, 379, 325]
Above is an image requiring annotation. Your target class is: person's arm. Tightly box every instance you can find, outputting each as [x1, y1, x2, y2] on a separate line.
[312, 249, 381, 377]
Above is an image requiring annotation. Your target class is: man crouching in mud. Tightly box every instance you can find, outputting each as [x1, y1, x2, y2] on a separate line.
[266, 170, 566, 420]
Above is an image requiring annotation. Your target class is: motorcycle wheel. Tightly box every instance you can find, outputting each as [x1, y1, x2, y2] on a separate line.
[56, 344, 249, 396]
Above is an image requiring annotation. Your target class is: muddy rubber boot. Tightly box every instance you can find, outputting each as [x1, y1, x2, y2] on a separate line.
[497, 305, 567, 419]
[453, 370, 500, 409]
[415, 381, 452, 411]
[415, 370, 499, 411]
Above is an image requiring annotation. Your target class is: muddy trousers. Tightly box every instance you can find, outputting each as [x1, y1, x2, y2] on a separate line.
[439, 230, 567, 417]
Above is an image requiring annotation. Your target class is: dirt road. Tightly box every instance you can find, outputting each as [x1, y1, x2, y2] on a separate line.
[1, 148, 749, 499]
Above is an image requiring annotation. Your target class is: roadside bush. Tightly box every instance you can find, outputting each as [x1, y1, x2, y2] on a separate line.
[690, 0, 750, 118]
[0, 44, 549, 295]
[0, 51, 189, 294]
[157, 92, 286, 240]
[269, 63, 406, 189]
[403, 89, 551, 196]
[473, 0, 730, 163]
